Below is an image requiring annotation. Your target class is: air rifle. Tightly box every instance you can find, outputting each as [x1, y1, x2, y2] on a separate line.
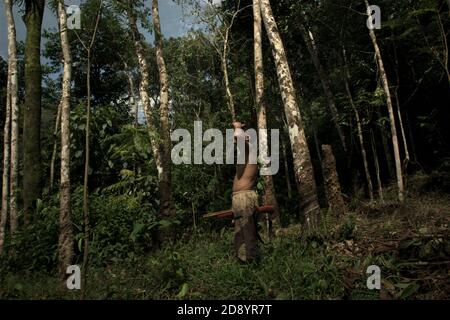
[202, 205, 275, 220]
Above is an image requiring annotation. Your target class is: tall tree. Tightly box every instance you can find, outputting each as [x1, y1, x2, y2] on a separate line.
[371, 129, 384, 202]
[22, 0, 45, 222]
[123, 62, 138, 126]
[0, 0, 18, 253]
[298, 15, 347, 153]
[365, 0, 404, 202]
[57, 0, 74, 281]
[126, 1, 176, 234]
[342, 47, 374, 202]
[126, 4, 160, 166]
[260, 0, 320, 229]
[392, 37, 410, 170]
[152, 0, 175, 218]
[49, 102, 61, 190]
[0, 92, 10, 253]
[253, 0, 279, 227]
[7, 0, 19, 234]
[196, 1, 250, 122]
[0, 42, 11, 255]
[73, 0, 103, 298]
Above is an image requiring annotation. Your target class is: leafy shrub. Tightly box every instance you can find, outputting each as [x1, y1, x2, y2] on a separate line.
[0, 198, 59, 273]
[0, 188, 160, 274]
[72, 188, 160, 267]
[336, 213, 357, 241]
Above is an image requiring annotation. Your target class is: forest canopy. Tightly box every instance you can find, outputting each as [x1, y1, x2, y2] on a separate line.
[0, 0, 449, 300]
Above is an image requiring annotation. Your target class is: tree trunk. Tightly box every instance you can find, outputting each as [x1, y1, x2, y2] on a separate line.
[0, 57, 11, 254]
[393, 38, 410, 168]
[23, 0, 45, 223]
[405, 112, 417, 163]
[253, 0, 280, 228]
[125, 67, 138, 126]
[280, 137, 292, 199]
[371, 129, 384, 202]
[57, 0, 74, 281]
[260, 0, 320, 229]
[152, 0, 175, 219]
[298, 19, 347, 153]
[222, 55, 236, 122]
[435, 9, 450, 86]
[50, 102, 62, 190]
[127, 9, 159, 157]
[6, 0, 19, 236]
[365, 0, 404, 202]
[342, 47, 374, 202]
[377, 108, 395, 179]
[81, 1, 102, 298]
[128, 4, 174, 237]
[81, 48, 92, 298]
[321, 145, 346, 216]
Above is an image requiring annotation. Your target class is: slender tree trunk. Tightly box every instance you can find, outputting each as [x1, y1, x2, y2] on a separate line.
[298, 18, 347, 153]
[435, 9, 450, 86]
[152, 0, 175, 219]
[0, 61, 11, 254]
[371, 129, 384, 202]
[312, 123, 321, 163]
[394, 94, 409, 160]
[124, 67, 138, 126]
[342, 47, 374, 202]
[365, 0, 404, 202]
[50, 102, 62, 190]
[57, 0, 74, 282]
[127, 8, 159, 158]
[260, 0, 320, 229]
[22, 0, 44, 223]
[280, 137, 292, 199]
[71, 0, 102, 298]
[377, 108, 395, 179]
[302, 98, 322, 163]
[81, 48, 92, 298]
[405, 112, 417, 163]
[253, 0, 279, 228]
[393, 39, 410, 168]
[5, 0, 18, 235]
[128, 4, 173, 238]
[222, 55, 236, 122]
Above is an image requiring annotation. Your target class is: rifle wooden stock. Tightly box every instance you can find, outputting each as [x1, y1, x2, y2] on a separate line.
[203, 205, 275, 219]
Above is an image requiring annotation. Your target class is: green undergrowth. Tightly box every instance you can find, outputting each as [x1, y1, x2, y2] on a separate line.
[0, 189, 448, 300]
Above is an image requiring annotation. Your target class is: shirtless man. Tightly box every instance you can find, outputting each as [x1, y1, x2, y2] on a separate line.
[231, 121, 259, 263]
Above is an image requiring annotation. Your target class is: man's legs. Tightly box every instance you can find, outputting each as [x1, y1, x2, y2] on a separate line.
[232, 190, 258, 262]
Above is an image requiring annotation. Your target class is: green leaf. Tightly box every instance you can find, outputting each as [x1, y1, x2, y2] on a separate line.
[399, 282, 419, 299]
[177, 283, 189, 299]
[130, 222, 145, 241]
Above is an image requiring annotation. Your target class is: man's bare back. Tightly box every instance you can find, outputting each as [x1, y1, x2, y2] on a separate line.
[232, 122, 258, 193]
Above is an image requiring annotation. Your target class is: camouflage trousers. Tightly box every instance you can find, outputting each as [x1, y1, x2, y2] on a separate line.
[232, 190, 258, 262]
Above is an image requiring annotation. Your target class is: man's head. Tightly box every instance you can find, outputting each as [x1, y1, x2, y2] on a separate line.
[232, 121, 248, 143]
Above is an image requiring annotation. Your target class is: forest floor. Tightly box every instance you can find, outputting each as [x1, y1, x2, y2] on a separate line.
[1, 174, 449, 299]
